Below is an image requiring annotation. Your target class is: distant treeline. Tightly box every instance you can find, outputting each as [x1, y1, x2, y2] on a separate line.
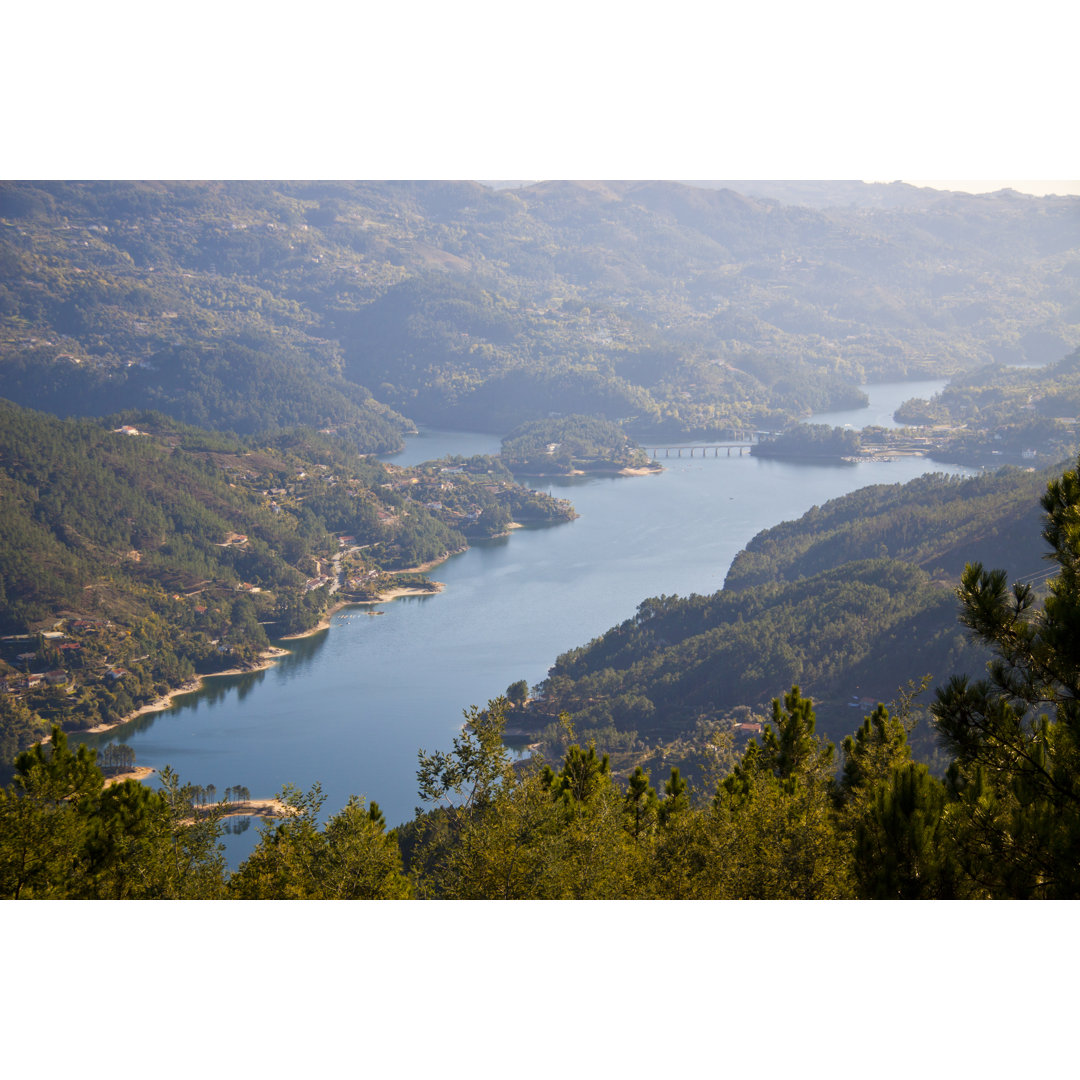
[902, 348, 1080, 466]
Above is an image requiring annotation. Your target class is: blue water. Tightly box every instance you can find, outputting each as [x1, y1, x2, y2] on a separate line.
[78, 386, 974, 865]
[809, 378, 948, 429]
[380, 428, 505, 466]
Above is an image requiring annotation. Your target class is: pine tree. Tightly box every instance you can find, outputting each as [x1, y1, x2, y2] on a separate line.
[839, 703, 911, 798]
[623, 766, 658, 841]
[658, 767, 690, 828]
[932, 454, 1080, 897]
[0, 729, 103, 898]
[541, 741, 611, 807]
[710, 688, 851, 898]
[853, 762, 954, 899]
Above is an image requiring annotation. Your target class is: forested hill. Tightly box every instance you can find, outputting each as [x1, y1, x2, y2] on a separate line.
[530, 464, 1057, 759]
[3, 181, 1078, 445]
[0, 399, 573, 761]
[500, 415, 653, 474]
[892, 347, 1080, 466]
[725, 466, 1052, 589]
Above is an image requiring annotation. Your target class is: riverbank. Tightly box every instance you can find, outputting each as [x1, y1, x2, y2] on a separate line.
[168, 798, 297, 825]
[101, 766, 293, 820]
[352, 582, 446, 606]
[278, 546, 466, 640]
[103, 765, 156, 786]
[511, 463, 663, 478]
[397, 548, 468, 575]
[277, 599, 355, 640]
[193, 797, 296, 821]
[60, 560, 459, 744]
[61, 646, 293, 743]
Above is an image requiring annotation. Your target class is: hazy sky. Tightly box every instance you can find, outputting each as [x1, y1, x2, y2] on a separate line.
[897, 180, 1080, 197]
[494, 180, 1080, 197]
[7, 5, 1076, 184]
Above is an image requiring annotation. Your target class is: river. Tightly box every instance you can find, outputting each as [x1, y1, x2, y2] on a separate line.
[807, 377, 948, 429]
[79, 379, 970, 864]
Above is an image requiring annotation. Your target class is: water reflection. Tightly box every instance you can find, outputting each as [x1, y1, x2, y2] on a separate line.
[810, 379, 950, 430]
[223, 816, 253, 835]
[76, 632, 336, 751]
[233, 668, 270, 704]
[275, 631, 330, 665]
[473, 533, 513, 552]
[757, 456, 855, 469]
[390, 593, 440, 607]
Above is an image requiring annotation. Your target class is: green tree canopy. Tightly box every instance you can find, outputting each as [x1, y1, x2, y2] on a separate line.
[932, 454, 1080, 897]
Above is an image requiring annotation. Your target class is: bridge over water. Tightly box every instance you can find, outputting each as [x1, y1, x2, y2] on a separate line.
[644, 444, 753, 458]
[641, 432, 772, 458]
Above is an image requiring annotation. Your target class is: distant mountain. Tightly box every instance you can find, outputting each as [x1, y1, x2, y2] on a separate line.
[3, 180, 1078, 443]
[681, 180, 989, 209]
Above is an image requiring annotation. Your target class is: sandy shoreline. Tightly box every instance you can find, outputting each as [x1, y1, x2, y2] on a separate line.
[276, 548, 463, 636]
[103, 765, 156, 786]
[188, 797, 297, 822]
[99, 767, 292, 820]
[351, 582, 446, 606]
[57, 646, 293, 744]
[101, 767, 293, 819]
[514, 464, 662, 478]
[279, 581, 448, 632]
[397, 548, 467, 575]
[47, 545, 464, 748]
[276, 599, 354, 640]
[66, 573, 452, 742]
[56, 575, 448, 748]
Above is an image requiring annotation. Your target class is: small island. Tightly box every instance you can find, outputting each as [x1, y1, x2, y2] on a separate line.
[751, 423, 862, 462]
[499, 415, 662, 476]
